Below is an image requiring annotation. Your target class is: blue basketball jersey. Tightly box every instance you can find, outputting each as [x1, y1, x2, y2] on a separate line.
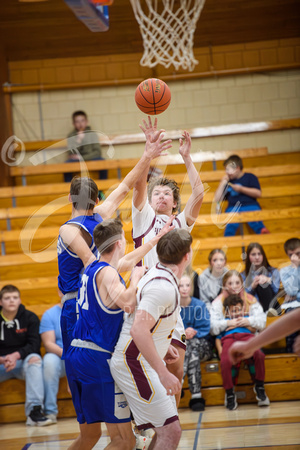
[73, 260, 126, 353]
[57, 214, 102, 295]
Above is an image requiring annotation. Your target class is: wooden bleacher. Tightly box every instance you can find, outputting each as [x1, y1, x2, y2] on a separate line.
[9, 147, 269, 186]
[0, 145, 299, 423]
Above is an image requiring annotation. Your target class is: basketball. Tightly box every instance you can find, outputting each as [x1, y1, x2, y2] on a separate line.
[135, 78, 171, 115]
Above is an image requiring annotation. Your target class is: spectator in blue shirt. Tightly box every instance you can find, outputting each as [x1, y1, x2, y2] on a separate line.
[241, 243, 280, 314]
[214, 154, 269, 236]
[280, 238, 300, 352]
[179, 273, 212, 411]
[40, 300, 65, 424]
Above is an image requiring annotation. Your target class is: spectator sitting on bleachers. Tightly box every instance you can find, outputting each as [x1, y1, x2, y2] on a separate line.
[40, 294, 65, 424]
[65, 110, 107, 185]
[214, 154, 269, 236]
[241, 243, 280, 315]
[198, 249, 228, 307]
[179, 273, 213, 412]
[279, 238, 300, 353]
[0, 285, 52, 427]
[210, 270, 266, 409]
[215, 294, 269, 410]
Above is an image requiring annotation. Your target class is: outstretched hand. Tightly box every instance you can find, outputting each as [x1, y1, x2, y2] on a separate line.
[179, 131, 191, 158]
[144, 131, 172, 160]
[140, 116, 164, 143]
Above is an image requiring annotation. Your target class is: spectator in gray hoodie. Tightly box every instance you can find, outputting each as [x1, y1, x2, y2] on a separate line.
[198, 249, 228, 307]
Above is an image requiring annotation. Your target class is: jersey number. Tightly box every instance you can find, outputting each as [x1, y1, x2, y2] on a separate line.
[78, 274, 89, 311]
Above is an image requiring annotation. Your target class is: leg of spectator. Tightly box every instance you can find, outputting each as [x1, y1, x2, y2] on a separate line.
[224, 222, 240, 236]
[182, 341, 191, 381]
[255, 285, 275, 312]
[220, 336, 235, 390]
[23, 353, 44, 417]
[186, 339, 201, 395]
[43, 353, 65, 418]
[0, 360, 23, 382]
[247, 219, 266, 234]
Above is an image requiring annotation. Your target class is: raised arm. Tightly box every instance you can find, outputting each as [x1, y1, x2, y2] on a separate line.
[117, 216, 175, 273]
[180, 131, 204, 226]
[132, 116, 168, 212]
[96, 122, 171, 219]
[59, 224, 96, 267]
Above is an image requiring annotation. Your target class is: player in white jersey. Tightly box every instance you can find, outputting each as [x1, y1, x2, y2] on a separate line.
[111, 229, 193, 449]
[132, 117, 204, 406]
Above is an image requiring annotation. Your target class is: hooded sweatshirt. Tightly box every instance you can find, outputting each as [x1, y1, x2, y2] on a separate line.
[198, 267, 228, 306]
[0, 304, 41, 359]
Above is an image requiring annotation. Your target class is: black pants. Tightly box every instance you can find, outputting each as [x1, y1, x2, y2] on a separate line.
[255, 285, 280, 312]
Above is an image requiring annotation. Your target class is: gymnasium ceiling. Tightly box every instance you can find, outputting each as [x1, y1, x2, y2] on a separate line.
[0, 0, 299, 62]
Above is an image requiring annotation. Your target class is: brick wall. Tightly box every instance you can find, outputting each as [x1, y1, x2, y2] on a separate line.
[8, 38, 300, 162]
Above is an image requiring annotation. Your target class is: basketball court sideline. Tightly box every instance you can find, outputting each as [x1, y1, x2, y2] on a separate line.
[0, 402, 299, 449]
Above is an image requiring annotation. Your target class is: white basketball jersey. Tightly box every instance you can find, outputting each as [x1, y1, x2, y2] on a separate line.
[114, 263, 180, 361]
[132, 200, 193, 268]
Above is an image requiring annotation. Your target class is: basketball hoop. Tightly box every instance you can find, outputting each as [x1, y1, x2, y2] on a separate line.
[130, 0, 206, 71]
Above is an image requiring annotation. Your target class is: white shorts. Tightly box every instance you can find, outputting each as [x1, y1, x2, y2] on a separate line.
[110, 355, 178, 430]
[171, 314, 186, 350]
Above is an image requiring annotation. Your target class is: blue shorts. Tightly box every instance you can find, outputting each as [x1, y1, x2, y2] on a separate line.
[61, 298, 77, 359]
[65, 346, 131, 424]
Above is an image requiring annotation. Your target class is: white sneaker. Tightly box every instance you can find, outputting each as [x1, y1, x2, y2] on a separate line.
[46, 414, 57, 424]
[135, 434, 152, 450]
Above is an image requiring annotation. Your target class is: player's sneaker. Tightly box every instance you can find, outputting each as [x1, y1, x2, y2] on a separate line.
[26, 406, 53, 426]
[135, 433, 152, 450]
[225, 389, 238, 410]
[254, 385, 270, 406]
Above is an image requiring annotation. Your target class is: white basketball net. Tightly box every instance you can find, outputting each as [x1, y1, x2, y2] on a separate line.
[130, 0, 206, 71]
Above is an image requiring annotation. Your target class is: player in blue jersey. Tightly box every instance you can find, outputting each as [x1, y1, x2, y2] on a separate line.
[65, 217, 174, 450]
[58, 132, 172, 357]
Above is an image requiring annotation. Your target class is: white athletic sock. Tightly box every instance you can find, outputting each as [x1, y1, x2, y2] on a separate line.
[191, 393, 202, 399]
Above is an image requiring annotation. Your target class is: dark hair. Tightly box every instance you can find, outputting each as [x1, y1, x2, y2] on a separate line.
[208, 248, 227, 264]
[0, 285, 20, 300]
[223, 154, 243, 170]
[147, 177, 180, 213]
[157, 229, 192, 265]
[223, 294, 244, 310]
[93, 219, 123, 254]
[284, 238, 300, 254]
[72, 110, 87, 121]
[70, 177, 98, 211]
[245, 242, 272, 276]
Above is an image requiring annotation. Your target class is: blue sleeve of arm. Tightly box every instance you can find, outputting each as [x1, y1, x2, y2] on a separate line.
[280, 267, 299, 296]
[39, 311, 53, 334]
[194, 301, 211, 337]
[245, 173, 261, 190]
[270, 268, 280, 294]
